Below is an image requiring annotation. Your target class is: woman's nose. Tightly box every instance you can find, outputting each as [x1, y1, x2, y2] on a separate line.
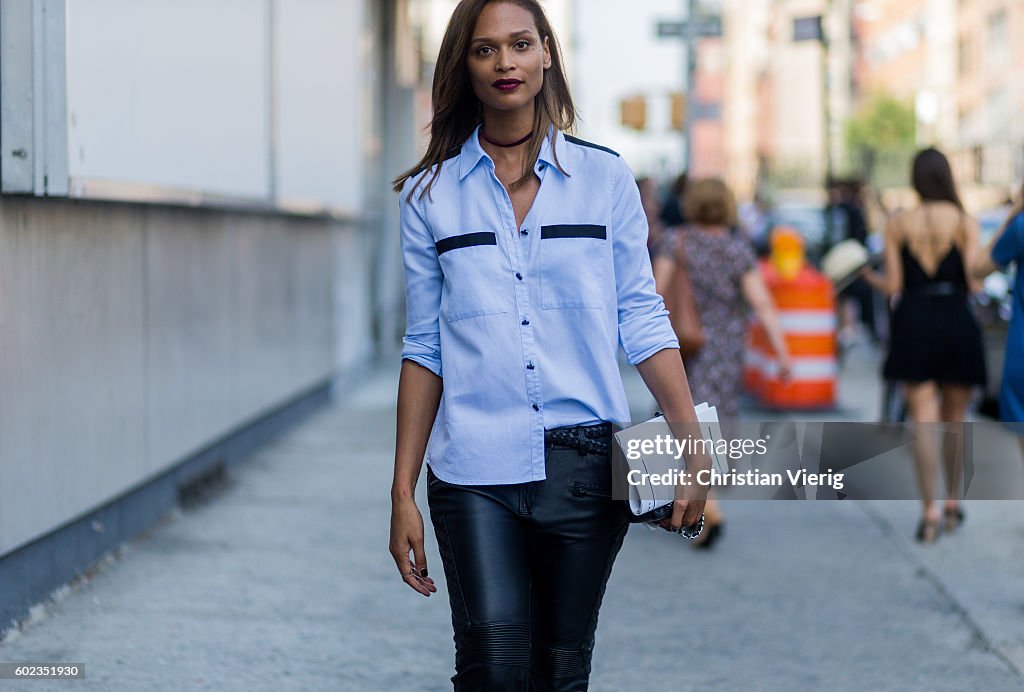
[495, 48, 514, 71]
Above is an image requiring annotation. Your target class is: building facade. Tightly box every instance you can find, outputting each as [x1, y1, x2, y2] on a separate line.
[720, 0, 857, 198]
[0, 0, 427, 633]
[953, 0, 1024, 197]
[852, 0, 1022, 203]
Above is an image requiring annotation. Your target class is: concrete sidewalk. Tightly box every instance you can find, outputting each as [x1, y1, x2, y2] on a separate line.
[1, 351, 1022, 691]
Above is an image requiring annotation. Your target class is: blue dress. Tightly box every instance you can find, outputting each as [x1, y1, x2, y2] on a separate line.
[992, 213, 1024, 422]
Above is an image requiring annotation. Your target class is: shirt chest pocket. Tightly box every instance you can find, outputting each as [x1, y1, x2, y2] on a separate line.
[436, 232, 509, 322]
[540, 224, 608, 310]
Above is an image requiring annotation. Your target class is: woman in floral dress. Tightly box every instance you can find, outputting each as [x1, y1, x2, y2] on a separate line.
[653, 178, 791, 546]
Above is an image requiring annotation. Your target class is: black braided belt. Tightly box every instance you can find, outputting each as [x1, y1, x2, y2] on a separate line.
[544, 423, 613, 456]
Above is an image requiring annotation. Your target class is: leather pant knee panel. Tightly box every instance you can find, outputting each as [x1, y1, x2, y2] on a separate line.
[533, 643, 587, 680]
[461, 621, 531, 669]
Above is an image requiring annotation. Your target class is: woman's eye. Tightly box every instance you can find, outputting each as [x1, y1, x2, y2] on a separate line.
[515, 41, 530, 49]
[477, 46, 493, 56]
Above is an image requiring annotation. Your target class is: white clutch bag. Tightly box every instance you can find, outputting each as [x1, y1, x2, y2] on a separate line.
[613, 402, 726, 518]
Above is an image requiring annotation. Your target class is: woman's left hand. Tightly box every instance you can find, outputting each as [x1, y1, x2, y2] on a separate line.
[657, 474, 709, 533]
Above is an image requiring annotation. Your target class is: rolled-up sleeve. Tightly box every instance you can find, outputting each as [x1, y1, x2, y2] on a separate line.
[610, 158, 679, 364]
[992, 213, 1024, 268]
[399, 185, 443, 377]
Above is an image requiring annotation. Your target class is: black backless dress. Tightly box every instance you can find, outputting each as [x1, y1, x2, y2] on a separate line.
[883, 241, 986, 385]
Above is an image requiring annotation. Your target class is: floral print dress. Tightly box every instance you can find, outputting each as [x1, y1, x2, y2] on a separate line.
[655, 227, 757, 421]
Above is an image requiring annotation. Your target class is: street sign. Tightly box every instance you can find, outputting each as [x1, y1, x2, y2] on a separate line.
[691, 101, 721, 121]
[793, 16, 823, 42]
[656, 17, 723, 39]
[656, 21, 681, 38]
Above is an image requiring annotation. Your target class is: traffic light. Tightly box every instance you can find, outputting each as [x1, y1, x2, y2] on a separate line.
[620, 95, 647, 130]
[670, 93, 687, 131]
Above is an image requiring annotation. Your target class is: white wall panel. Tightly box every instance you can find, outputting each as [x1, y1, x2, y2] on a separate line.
[144, 211, 237, 468]
[275, 0, 363, 215]
[0, 199, 338, 558]
[65, 0, 271, 200]
[0, 200, 148, 556]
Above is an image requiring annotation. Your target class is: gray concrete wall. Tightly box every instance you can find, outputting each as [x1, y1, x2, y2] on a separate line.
[0, 196, 348, 558]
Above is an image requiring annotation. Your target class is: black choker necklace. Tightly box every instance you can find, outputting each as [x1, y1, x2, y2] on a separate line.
[480, 130, 532, 148]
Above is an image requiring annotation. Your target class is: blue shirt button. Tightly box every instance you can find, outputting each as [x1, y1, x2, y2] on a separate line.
[521, 319, 530, 326]
[532, 403, 540, 411]
[515, 272, 523, 280]
[521, 229, 529, 236]
[527, 362, 535, 370]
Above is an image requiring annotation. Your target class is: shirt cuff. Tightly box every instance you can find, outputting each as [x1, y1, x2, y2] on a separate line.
[620, 310, 680, 365]
[401, 336, 442, 377]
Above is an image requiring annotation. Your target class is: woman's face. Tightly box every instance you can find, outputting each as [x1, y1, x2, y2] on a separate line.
[466, 2, 551, 117]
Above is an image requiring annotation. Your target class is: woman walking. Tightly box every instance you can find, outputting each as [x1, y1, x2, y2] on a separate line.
[973, 184, 1024, 448]
[875, 148, 986, 542]
[388, 2, 707, 689]
[652, 178, 791, 548]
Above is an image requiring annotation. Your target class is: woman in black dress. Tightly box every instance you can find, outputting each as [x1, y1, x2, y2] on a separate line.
[876, 148, 985, 542]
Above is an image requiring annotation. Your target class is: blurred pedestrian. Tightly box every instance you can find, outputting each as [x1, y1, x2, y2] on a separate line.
[869, 148, 986, 542]
[659, 171, 689, 227]
[652, 178, 792, 548]
[973, 183, 1024, 454]
[637, 176, 667, 258]
[738, 188, 772, 255]
[828, 178, 879, 344]
[389, 1, 707, 687]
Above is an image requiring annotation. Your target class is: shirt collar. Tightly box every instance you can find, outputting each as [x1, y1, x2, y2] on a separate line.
[458, 125, 488, 180]
[539, 128, 569, 175]
[458, 125, 570, 181]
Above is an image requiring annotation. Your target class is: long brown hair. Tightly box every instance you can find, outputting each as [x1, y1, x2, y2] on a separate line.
[911, 147, 963, 210]
[392, 0, 577, 200]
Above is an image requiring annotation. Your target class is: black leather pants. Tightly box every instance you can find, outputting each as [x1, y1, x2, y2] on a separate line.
[427, 441, 630, 691]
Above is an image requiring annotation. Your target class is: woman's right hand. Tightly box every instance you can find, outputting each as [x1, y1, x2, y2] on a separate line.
[777, 354, 793, 382]
[389, 495, 437, 597]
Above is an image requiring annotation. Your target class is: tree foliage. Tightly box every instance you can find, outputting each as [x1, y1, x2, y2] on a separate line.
[845, 93, 916, 159]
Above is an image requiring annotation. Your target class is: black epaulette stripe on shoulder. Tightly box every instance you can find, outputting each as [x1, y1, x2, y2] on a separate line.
[563, 135, 620, 157]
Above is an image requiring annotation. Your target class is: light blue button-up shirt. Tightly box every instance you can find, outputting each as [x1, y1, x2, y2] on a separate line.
[400, 125, 679, 484]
